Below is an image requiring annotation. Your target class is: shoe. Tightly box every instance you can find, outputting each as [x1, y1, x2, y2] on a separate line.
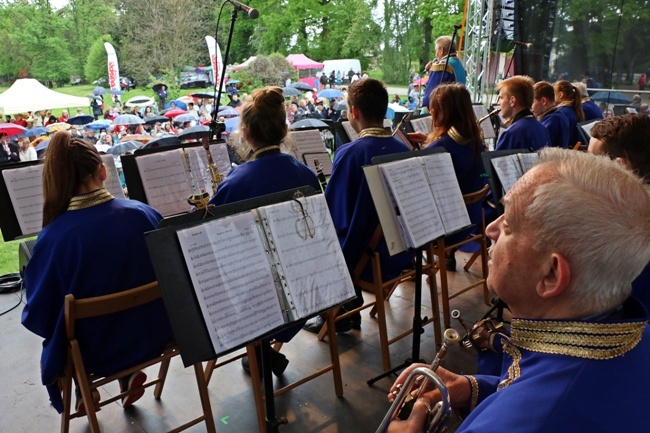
[302, 315, 352, 334]
[242, 346, 289, 377]
[445, 256, 457, 272]
[349, 312, 361, 330]
[119, 370, 147, 408]
[75, 388, 101, 415]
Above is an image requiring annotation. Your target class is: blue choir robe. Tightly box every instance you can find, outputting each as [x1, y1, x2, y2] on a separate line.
[422, 62, 457, 109]
[425, 134, 485, 242]
[556, 104, 581, 147]
[459, 299, 650, 433]
[496, 117, 550, 151]
[632, 263, 650, 314]
[209, 152, 321, 342]
[325, 135, 414, 282]
[22, 197, 173, 413]
[538, 108, 570, 148]
[582, 100, 604, 122]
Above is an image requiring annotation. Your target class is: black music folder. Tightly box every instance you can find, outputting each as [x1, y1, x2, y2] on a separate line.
[145, 187, 356, 366]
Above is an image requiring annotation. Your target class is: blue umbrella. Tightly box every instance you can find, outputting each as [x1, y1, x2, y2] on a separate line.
[282, 87, 302, 97]
[174, 113, 199, 124]
[66, 114, 94, 125]
[109, 89, 123, 95]
[85, 119, 112, 130]
[22, 127, 48, 138]
[318, 89, 344, 99]
[217, 106, 239, 117]
[165, 100, 188, 110]
[589, 91, 632, 104]
[93, 86, 107, 95]
[225, 117, 240, 132]
[227, 79, 240, 84]
[112, 114, 144, 126]
[36, 139, 50, 151]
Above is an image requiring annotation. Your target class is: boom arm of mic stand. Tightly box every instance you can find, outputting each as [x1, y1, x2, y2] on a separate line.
[210, 8, 239, 140]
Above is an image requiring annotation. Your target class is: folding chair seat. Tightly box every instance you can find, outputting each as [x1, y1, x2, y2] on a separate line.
[59, 282, 216, 433]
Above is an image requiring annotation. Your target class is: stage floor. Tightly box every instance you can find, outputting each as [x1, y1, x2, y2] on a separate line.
[0, 251, 494, 433]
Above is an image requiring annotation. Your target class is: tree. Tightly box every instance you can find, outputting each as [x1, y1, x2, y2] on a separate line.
[84, 35, 116, 82]
[233, 53, 294, 92]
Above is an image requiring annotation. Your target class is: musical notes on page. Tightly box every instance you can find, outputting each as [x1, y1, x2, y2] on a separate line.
[422, 153, 470, 234]
[176, 212, 285, 354]
[410, 117, 432, 135]
[100, 155, 126, 199]
[2, 165, 44, 236]
[136, 149, 192, 216]
[341, 121, 359, 142]
[491, 152, 539, 194]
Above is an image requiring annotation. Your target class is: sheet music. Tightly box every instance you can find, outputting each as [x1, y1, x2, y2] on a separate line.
[176, 212, 285, 354]
[2, 165, 44, 236]
[410, 117, 432, 135]
[473, 104, 496, 140]
[341, 121, 359, 142]
[422, 154, 470, 234]
[261, 195, 355, 319]
[136, 149, 192, 216]
[379, 158, 443, 248]
[290, 130, 333, 175]
[580, 120, 599, 140]
[210, 143, 232, 176]
[491, 155, 520, 194]
[517, 153, 538, 174]
[100, 154, 126, 199]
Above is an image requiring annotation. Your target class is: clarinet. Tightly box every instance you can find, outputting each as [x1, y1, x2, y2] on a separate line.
[314, 159, 328, 192]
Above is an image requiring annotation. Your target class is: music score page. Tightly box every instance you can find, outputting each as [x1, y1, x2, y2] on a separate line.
[422, 153, 470, 234]
[2, 165, 44, 236]
[136, 149, 192, 217]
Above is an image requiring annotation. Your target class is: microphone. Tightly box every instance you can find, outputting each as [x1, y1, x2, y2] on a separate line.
[453, 24, 462, 30]
[512, 41, 533, 48]
[225, 0, 259, 19]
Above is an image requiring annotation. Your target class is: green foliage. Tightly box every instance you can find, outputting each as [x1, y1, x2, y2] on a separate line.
[233, 53, 294, 92]
[84, 35, 115, 83]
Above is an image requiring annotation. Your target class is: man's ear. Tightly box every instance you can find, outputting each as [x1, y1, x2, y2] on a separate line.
[615, 157, 634, 171]
[537, 252, 570, 299]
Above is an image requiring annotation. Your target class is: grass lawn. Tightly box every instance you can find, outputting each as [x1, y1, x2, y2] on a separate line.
[0, 232, 25, 276]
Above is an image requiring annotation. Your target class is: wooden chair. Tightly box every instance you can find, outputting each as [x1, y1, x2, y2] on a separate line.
[316, 226, 442, 372]
[60, 282, 216, 433]
[431, 184, 491, 328]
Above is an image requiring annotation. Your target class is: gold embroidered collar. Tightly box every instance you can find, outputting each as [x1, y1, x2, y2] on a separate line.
[68, 188, 114, 211]
[251, 145, 281, 160]
[358, 127, 392, 138]
[510, 317, 646, 360]
[447, 126, 472, 145]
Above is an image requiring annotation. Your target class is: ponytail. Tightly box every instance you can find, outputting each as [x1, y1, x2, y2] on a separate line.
[554, 80, 585, 122]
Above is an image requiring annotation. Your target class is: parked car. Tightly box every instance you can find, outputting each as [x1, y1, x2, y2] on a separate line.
[180, 74, 211, 89]
[120, 76, 137, 90]
[92, 77, 109, 86]
[71, 78, 83, 85]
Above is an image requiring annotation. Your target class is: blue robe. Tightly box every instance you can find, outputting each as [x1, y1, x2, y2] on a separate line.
[496, 117, 550, 151]
[209, 152, 320, 342]
[22, 197, 172, 413]
[539, 109, 570, 148]
[422, 62, 457, 110]
[459, 299, 650, 433]
[325, 135, 414, 282]
[632, 263, 650, 314]
[582, 100, 604, 122]
[556, 105, 581, 147]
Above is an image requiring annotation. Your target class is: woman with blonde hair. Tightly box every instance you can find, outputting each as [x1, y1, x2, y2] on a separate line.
[18, 136, 37, 161]
[22, 132, 172, 413]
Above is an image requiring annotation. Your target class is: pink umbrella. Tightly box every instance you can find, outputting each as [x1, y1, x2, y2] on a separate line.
[412, 76, 429, 87]
[0, 123, 27, 137]
[164, 109, 187, 119]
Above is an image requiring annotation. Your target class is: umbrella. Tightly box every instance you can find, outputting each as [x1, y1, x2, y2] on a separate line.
[0, 123, 27, 137]
[190, 92, 217, 99]
[282, 87, 302, 97]
[227, 79, 240, 84]
[106, 140, 142, 155]
[35, 139, 51, 151]
[589, 91, 632, 104]
[22, 126, 48, 138]
[93, 86, 107, 95]
[217, 106, 239, 117]
[85, 119, 112, 130]
[174, 113, 199, 123]
[164, 109, 187, 119]
[224, 117, 240, 132]
[152, 83, 167, 93]
[66, 114, 94, 125]
[95, 143, 111, 153]
[289, 118, 330, 130]
[112, 114, 145, 126]
[412, 76, 429, 87]
[333, 100, 348, 111]
[87, 94, 103, 101]
[120, 134, 151, 144]
[144, 115, 170, 125]
[177, 95, 196, 105]
[178, 125, 211, 141]
[386, 103, 411, 120]
[143, 134, 181, 148]
[47, 122, 71, 133]
[165, 100, 188, 111]
[290, 82, 314, 92]
[109, 89, 123, 95]
[124, 96, 155, 108]
[318, 89, 344, 99]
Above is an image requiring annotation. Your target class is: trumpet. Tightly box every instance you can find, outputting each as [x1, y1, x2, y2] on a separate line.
[376, 328, 460, 433]
[452, 309, 507, 352]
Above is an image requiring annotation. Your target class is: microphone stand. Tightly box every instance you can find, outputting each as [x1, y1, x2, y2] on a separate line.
[438, 25, 461, 88]
[504, 42, 521, 81]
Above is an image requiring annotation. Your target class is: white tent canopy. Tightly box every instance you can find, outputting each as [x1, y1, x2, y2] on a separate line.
[0, 78, 90, 115]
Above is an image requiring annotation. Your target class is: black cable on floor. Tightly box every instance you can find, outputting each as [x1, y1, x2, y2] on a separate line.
[0, 273, 24, 317]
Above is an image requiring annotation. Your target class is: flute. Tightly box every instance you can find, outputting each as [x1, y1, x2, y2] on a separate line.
[477, 108, 501, 124]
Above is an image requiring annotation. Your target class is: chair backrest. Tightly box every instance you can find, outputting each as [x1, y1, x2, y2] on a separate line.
[462, 184, 490, 206]
[64, 282, 160, 340]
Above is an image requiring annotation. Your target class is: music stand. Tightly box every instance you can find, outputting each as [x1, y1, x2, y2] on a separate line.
[481, 149, 531, 215]
[0, 160, 41, 241]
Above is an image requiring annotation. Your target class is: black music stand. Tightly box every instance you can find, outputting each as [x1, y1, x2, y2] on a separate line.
[481, 149, 531, 215]
[0, 160, 42, 241]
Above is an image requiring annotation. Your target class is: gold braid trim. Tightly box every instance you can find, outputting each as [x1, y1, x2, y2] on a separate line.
[497, 342, 522, 390]
[429, 62, 456, 75]
[510, 318, 645, 361]
[250, 145, 281, 160]
[464, 375, 479, 410]
[447, 126, 473, 145]
[67, 188, 114, 211]
[358, 127, 392, 138]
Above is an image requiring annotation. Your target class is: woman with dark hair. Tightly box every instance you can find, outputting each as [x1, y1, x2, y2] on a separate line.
[407, 83, 486, 270]
[22, 132, 172, 413]
[209, 86, 320, 375]
[554, 80, 585, 148]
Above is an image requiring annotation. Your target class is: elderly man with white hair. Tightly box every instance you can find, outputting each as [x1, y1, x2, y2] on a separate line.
[388, 148, 650, 433]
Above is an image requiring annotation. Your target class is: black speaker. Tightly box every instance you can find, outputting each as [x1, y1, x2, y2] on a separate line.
[18, 239, 37, 279]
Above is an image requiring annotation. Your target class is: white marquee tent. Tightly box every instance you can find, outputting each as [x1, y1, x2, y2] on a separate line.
[0, 78, 90, 115]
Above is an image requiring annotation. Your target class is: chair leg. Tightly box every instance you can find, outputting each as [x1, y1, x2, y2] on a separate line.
[60, 359, 73, 433]
[369, 281, 400, 318]
[435, 241, 451, 329]
[247, 343, 266, 433]
[325, 310, 344, 397]
[193, 362, 217, 433]
[153, 357, 171, 399]
[204, 359, 217, 384]
[463, 249, 480, 271]
[425, 244, 442, 346]
[371, 254, 392, 372]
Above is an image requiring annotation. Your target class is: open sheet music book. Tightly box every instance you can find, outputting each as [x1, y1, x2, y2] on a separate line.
[409, 116, 432, 135]
[490, 152, 538, 194]
[175, 193, 356, 355]
[364, 151, 470, 254]
[289, 129, 332, 176]
[135, 143, 231, 217]
[1, 155, 125, 237]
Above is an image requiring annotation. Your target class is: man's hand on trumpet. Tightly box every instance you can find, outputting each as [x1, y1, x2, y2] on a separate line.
[386, 399, 430, 433]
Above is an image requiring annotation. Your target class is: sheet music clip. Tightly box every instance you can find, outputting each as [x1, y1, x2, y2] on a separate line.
[187, 191, 216, 219]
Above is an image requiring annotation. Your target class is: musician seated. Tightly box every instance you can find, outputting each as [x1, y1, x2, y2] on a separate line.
[408, 83, 485, 271]
[387, 148, 650, 433]
[209, 86, 321, 375]
[22, 133, 173, 413]
[495, 76, 551, 151]
[304, 78, 413, 333]
[532, 81, 571, 148]
[553, 80, 585, 148]
[588, 114, 650, 312]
